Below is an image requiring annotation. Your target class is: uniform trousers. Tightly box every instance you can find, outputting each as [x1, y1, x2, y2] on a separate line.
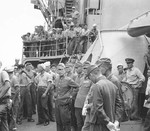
[71, 99, 77, 131]
[18, 86, 32, 121]
[130, 88, 140, 119]
[0, 98, 9, 131]
[82, 113, 90, 131]
[75, 107, 85, 131]
[8, 93, 19, 130]
[55, 100, 71, 131]
[144, 108, 150, 131]
[48, 91, 55, 121]
[37, 87, 49, 123]
[29, 83, 36, 114]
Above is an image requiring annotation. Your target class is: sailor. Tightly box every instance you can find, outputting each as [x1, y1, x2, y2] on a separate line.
[54, 63, 79, 131]
[24, 63, 37, 115]
[44, 61, 55, 122]
[14, 58, 20, 67]
[51, 63, 59, 81]
[71, 6, 79, 19]
[124, 58, 145, 120]
[71, 6, 79, 26]
[35, 63, 53, 126]
[89, 24, 98, 42]
[83, 64, 122, 131]
[65, 62, 77, 81]
[5, 66, 19, 131]
[17, 64, 34, 124]
[0, 61, 11, 131]
[116, 63, 126, 82]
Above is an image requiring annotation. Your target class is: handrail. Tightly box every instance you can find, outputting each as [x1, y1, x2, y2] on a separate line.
[22, 35, 93, 59]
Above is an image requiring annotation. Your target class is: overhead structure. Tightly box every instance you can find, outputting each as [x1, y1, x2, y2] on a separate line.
[127, 11, 150, 37]
[31, 0, 56, 26]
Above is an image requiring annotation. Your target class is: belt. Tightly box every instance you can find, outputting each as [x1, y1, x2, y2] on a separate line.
[38, 86, 47, 89]
[20, 85, 26, 87]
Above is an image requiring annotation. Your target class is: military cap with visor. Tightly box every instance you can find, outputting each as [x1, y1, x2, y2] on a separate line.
[125, 58, 135, 64]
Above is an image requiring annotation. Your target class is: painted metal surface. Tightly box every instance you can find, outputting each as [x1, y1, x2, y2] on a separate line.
[101, 0, 150, 30]
[100, 30, 148, 73]
[81, 30, 148, 74]
[127, 11, 150, 37]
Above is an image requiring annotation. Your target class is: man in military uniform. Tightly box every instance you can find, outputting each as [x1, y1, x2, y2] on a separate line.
[84, 64, 122, 131]
[17, 64, 34, 124]
[95, 58, 125, 121]
[116, 63, 126, 82]
[0, 61, 11, 131]
[5, 66, 19, 131]
[35, 63, 53, 126]
[44, 61, 55, 122]
[65, 62, 76, 81]
[89, 24, 98, 42]
[74, 61, 92, 131]
[124, 58, 145, 120]
[71, 62, 84, 131]
[54, 63, 79, 131]
[24, 63, 37, 115]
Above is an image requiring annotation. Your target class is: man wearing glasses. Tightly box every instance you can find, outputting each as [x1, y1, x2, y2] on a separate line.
[54, 63, 79, 131]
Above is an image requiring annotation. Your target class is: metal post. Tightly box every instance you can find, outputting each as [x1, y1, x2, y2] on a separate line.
[56, 39, 57, 56]
[39, 41, 41, 57]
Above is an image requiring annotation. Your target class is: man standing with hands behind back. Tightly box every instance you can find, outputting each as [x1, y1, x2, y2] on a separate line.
[85, 64, 122, 131]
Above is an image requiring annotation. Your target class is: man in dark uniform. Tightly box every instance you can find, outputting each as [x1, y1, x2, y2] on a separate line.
[65, 62, 77, 131]
[54, 63, 79, 131]
[65, 62, 77, 81]
[0, 61, 11, 131]
[95, 58, 125, 121]
[74, 61, 92, 131]
[85, 65, 123, 131]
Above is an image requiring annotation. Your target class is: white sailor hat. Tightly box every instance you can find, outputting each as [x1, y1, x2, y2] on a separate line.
[39, 63, 46, 70]
[93, 24, 97, 27]
[117, 63, 123, 68]
[5, 66, 14, 73]
[44, 61, 51, 67]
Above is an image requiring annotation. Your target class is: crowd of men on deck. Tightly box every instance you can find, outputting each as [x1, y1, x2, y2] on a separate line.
[1, 53, 150, 131]
[21, 20, 98, 57]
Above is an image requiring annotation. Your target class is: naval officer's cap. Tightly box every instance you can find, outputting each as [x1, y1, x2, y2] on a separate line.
[125, 58, 135, 64]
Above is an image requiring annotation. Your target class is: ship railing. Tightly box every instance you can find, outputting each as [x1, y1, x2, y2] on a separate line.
[23, 37, 68, 58]
[22, 35, 92, 59]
